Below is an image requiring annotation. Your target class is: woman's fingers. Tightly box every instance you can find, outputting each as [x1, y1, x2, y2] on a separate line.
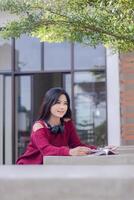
[69, 146, 91, 156]
[105, 145, 118, 150]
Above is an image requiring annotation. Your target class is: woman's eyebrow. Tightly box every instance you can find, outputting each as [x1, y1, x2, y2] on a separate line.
[58, 100, 68, 103]
[63, 101, 68, 104]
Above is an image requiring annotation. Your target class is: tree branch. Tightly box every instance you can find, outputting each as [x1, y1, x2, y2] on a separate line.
[33, 18, 134, 42]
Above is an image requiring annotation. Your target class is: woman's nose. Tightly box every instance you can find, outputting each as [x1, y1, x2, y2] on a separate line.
[60, 103, 66, 109]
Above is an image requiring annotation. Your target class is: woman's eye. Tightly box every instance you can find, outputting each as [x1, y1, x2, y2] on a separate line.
[56, 101, 68, 105]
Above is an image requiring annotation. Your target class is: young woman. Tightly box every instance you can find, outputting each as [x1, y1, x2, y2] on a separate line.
[16, 87, 97, 165]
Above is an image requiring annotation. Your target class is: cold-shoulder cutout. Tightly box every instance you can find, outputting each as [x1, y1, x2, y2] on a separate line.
[32, 122, 44, 132]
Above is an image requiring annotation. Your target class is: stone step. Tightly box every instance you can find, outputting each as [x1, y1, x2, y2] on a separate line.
[0, 165, 134, 200]
[44, 154, 134, 165]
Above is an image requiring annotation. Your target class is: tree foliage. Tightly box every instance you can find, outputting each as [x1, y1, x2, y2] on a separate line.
[0, 0, 134, 52]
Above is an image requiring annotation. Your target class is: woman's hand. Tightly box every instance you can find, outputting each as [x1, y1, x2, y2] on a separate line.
[104, 145, 118, 150]
[69, 146, 91, 156]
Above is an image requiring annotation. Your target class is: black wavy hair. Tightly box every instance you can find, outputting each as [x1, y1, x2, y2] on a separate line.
[37, 87, 72, 121]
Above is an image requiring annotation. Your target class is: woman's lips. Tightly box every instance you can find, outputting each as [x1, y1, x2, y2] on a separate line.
[57, 111, 65, 114]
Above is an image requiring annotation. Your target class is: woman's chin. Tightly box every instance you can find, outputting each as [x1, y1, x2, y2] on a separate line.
[56, 114, 65, 118]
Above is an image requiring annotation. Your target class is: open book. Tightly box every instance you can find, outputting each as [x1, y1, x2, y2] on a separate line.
[90, 147, 118, 156]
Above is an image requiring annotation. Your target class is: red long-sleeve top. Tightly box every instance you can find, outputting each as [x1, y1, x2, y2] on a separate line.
[16, 120, 96, 164]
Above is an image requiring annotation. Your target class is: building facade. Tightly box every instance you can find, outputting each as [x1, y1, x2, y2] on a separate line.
[0, 35, 122, 164]
[2, 11, 132, 164]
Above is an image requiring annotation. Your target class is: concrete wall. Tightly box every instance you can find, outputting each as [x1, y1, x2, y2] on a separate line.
[0, 165, 134, 200]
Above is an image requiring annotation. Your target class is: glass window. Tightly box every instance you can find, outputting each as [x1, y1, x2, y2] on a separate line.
[16, 76, 31, 157]
[0, 75, 3, 163]
[0, 38, 11, 71]
[64, 74, 72, 108]
[44, 42, 71, 71]
[74, 44, 106, 70]
[74, 71, 107, 146]
[15, 35, 41, 71]
[5, 76, 12, 164]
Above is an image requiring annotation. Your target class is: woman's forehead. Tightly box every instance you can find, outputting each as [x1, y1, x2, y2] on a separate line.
[58, 94, 67, 101]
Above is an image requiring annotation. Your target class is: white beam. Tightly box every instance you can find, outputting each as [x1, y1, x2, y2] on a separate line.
[106, 49, 121, 146]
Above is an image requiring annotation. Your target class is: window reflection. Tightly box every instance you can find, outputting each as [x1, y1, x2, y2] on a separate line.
[15, 35, 41, 71]
[74, 71, 107, 146]
[16, 76, 31, 156]
[44, 42, 71, 70]
[74, 44, 105, 70]
[0, 38, 11, 71]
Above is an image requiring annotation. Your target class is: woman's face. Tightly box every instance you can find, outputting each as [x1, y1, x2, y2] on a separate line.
[50, 94, 68, 119]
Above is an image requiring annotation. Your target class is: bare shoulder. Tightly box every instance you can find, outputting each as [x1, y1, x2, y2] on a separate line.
[32, 122, 44, 132]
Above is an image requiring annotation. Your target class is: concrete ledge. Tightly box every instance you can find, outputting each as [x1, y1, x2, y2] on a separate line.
[118, 145, 134, 149]
[0, 165, 134, 200]
[118, 149, 134, 154]
[118, 146, 134, 154]
[44, 154, 134, 165]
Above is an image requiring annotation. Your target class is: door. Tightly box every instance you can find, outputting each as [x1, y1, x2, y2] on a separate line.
[16, 73, 68, 159]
